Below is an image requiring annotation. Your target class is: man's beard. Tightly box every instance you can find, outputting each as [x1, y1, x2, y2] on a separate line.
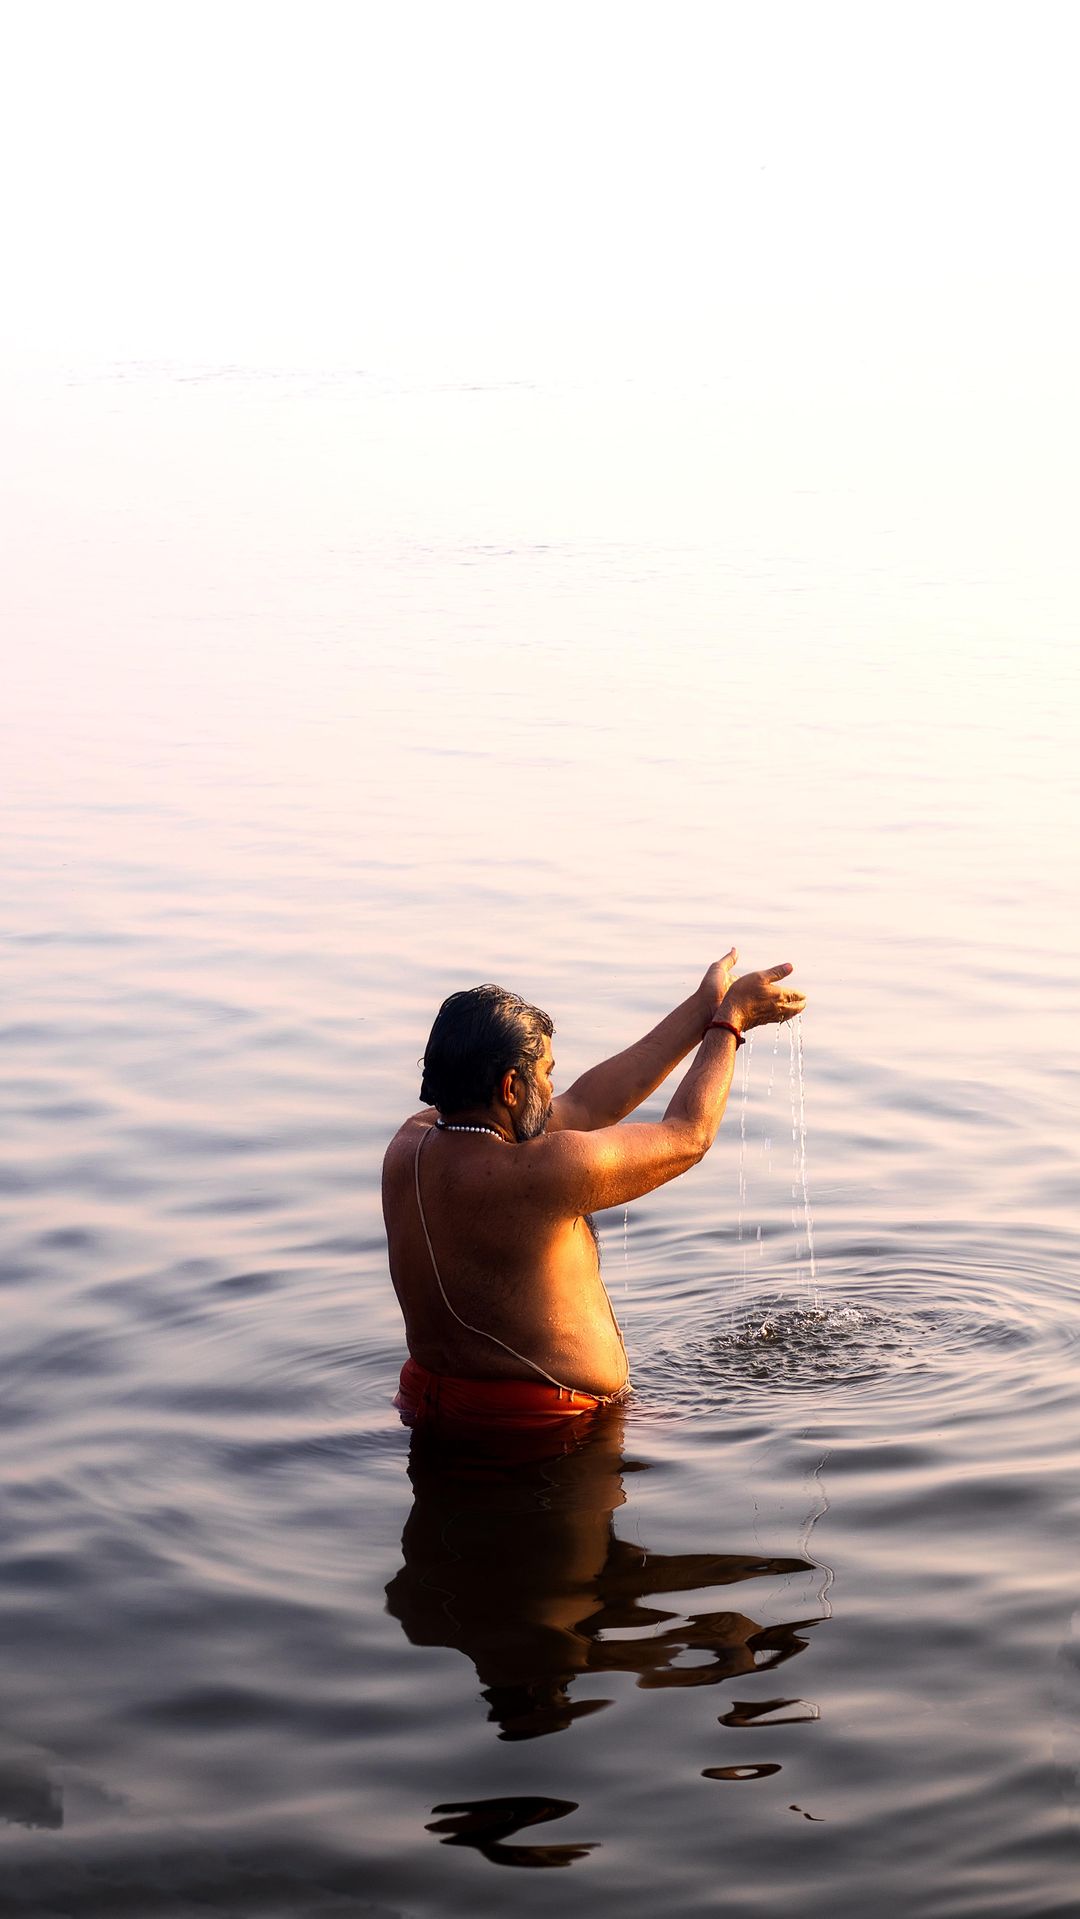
[512, 1072, 551, 1142]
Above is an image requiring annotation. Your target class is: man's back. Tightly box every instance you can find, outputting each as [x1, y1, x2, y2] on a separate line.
[382, 1112, 629, 1398]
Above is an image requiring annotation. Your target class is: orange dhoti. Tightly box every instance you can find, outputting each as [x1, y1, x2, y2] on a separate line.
[395, 1357, 627, 1461]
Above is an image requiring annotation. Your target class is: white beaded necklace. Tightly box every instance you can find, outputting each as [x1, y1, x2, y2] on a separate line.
[435, 1119, 507, 1140]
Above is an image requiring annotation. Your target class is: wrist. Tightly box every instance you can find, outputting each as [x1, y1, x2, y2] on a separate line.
[716, 993, 745, 1035]
[692, 982, 715, 1030]
[704, 1015, 745, 1048]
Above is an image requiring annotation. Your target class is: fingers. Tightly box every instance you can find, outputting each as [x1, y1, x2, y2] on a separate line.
[725, 961, 805, 1031]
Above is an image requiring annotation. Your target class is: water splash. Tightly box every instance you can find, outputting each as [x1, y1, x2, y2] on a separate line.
[715, 1300, 919, 1389]
[643, 1297, 926, 1411]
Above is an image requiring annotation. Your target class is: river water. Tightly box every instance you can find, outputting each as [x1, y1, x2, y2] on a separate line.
[2, 362, 1079, 1916]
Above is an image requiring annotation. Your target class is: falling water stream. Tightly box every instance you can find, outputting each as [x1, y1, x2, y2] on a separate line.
[733, 1016, 816, 1305]
[792, 1017, 818, 1298]
[736, 1033, 753, 1292]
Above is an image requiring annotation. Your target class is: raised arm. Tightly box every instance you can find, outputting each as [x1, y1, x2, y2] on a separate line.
[535, 963, 806, 1212]
[549, 951, 740, 1133]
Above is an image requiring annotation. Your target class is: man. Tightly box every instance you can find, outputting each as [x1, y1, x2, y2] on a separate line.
[382, 950, 805, 1435]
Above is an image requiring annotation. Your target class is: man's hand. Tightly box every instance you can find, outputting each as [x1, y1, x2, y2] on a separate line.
[539, 956, 807, 1211]
[697, 948, 740, 1021]
[719, 962, 806, 1033]
[552, 951, 740, 1134]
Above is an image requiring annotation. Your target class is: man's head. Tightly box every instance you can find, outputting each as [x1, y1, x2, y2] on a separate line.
[420, 985, 555, 1140]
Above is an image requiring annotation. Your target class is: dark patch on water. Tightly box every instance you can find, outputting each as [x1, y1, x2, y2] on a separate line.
[214, 1269, 285, 1294]
[140, 1684, 283, 1730]
[0, 1260, 43, 1287]
[38, 1226, 98, 1251]
[222, 1427, 407, 1474]
[173, 1192, 291, 1218]
[29, 1100, 108, 1122]
[425, 1795, 596, 1867]
[719, 1696, 819, 1726]
[0, 1843, 409, 1918]
[289, 1234, 386, 1257]
[0, 1757, 63, 1831]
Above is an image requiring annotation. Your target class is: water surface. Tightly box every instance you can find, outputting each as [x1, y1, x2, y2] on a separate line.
[1, 362, 1078, 1917]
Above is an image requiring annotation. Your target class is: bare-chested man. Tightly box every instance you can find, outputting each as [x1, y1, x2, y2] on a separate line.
[382, 951, 806, 1432]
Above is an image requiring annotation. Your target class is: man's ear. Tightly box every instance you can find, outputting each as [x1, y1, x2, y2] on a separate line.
[499, 1069, 518, 1110]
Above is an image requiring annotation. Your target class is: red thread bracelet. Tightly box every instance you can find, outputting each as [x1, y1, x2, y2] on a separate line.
[706, 1018, 745, 1048]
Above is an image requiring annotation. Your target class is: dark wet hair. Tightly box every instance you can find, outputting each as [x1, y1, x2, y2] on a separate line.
[420, 985, 553, 1114]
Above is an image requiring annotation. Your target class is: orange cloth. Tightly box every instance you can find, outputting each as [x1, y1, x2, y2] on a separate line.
[397, 1356, 607, 1424]
[395, 1357, 622, 1460]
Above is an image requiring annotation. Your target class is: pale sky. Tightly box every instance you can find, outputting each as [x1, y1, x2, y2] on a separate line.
[3, 0, 1078, 379]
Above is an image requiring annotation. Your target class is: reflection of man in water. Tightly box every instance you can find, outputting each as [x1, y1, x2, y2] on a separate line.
[383, 951, 805, 1422]
[385, 1409, 815, 1744]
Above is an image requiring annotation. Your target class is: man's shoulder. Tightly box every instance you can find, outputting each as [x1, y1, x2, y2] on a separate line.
[512, 1126, 606, 1200]
[383, 1111, 435, 1172]
[382, 1115, 600, 1188]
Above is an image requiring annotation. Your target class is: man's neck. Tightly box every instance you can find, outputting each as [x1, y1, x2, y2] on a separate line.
[436, 1109, 513, 1142]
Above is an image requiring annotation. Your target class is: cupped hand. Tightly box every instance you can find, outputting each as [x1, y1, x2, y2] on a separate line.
[698, 948, 740, 1017]
[719, 962, 806, 1032]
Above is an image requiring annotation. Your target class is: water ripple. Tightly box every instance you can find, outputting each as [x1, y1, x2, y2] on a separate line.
[637, 1249, 1079, 1416]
